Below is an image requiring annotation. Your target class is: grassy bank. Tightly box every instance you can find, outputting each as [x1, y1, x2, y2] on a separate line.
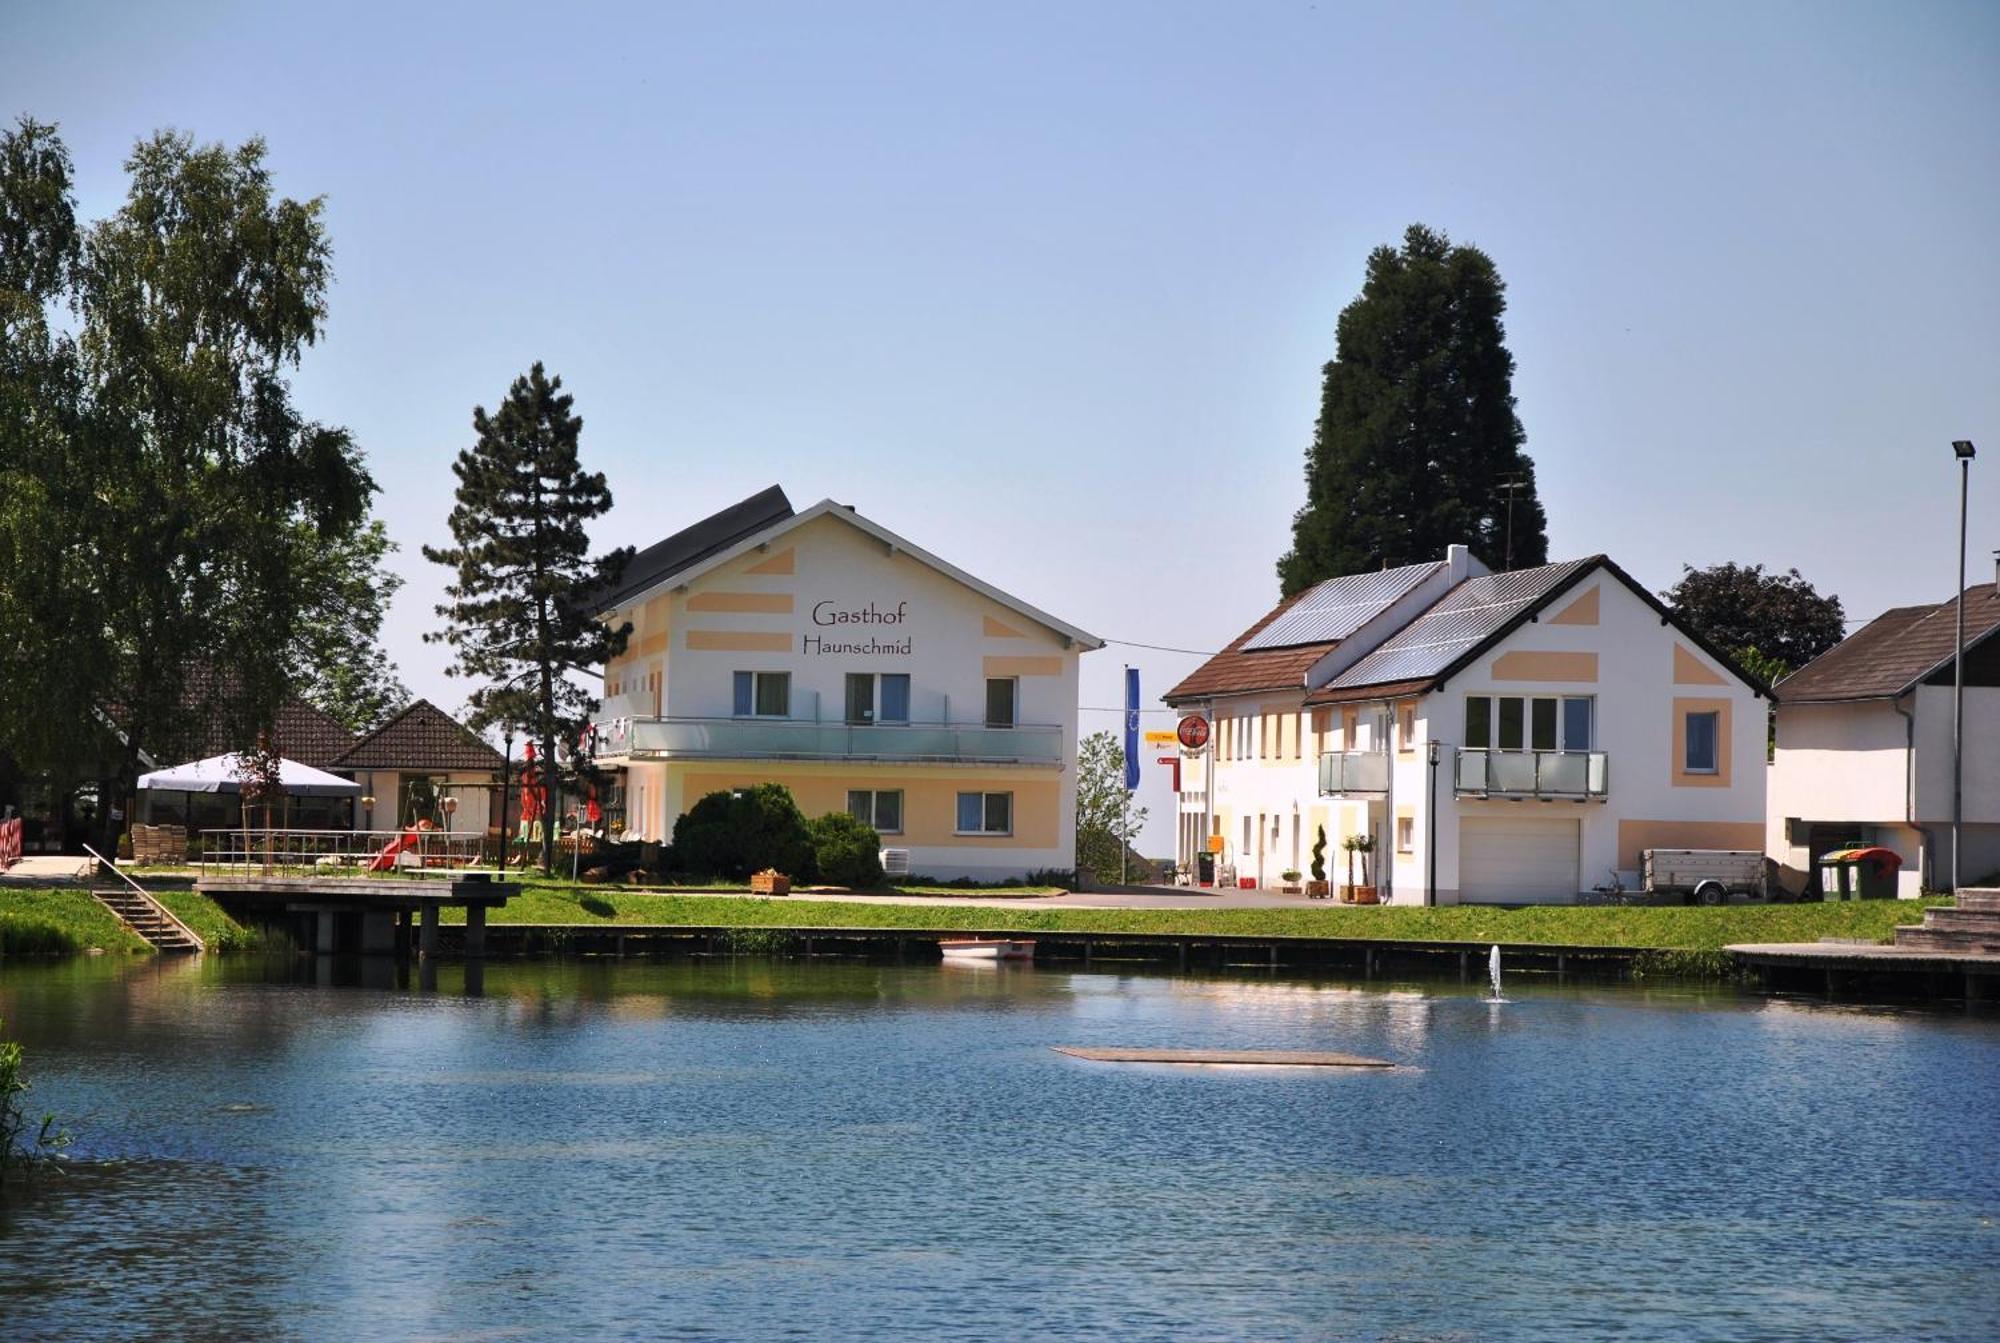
[457, 888, 1944, 952]
[0, 889, 149, 956]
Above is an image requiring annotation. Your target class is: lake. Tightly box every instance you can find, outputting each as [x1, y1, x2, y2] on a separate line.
[2, 956, 1996, 1341]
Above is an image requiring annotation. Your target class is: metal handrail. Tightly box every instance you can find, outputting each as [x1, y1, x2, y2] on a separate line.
[82, 843, 207, 952]
[1454, 748, 1609, 800]
[196, 827, 499, 879]
[1317, 749, 1391, 795]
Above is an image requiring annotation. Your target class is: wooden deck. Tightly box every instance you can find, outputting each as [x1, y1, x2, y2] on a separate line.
[1053, 1046, 1395, 1068]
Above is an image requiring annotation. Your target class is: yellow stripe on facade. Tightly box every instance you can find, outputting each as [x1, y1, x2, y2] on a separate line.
[982, 655, 1063, 678]
[745, 548, 796, 575]
[687, 591, 796, 614]
[686, 630, 793, 652]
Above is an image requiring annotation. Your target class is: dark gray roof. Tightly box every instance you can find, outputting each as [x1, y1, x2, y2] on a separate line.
[593, 485, 794, 612]
[1321, 558, 1600, 691]
[1240, 561, 1441, 651]
[1776, 585, 2000, 703]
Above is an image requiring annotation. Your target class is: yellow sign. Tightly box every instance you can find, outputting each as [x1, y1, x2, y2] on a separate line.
[1207, 835, 1225, 854]
[1142, 730, 1178, 746]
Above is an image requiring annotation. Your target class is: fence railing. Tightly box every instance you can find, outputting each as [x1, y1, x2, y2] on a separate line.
[593, 715, 1066, 765]
[1454, 749, 1609, 800]
[1317, 750, 1391, 795]
[197, 828, 495, 878]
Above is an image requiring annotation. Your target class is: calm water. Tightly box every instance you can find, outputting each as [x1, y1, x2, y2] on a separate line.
[1, 956, 1996, 1342]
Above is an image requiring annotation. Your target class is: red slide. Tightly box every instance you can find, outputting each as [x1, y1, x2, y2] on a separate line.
[367, 828, 420, 873]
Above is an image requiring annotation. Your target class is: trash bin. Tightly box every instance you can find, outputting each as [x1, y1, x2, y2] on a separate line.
[1817, 847, 1903, 900]
[1195, 852, 1215, 887]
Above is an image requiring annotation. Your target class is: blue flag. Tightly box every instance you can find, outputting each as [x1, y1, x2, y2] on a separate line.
[1123, 667, 1141, 792]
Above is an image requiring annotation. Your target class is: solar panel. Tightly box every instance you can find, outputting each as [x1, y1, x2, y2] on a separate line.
[1321, 559, 1597, 689]
[1241, 561, 1440, 651]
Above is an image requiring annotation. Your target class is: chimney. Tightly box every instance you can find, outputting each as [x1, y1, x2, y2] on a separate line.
[1446, 543, 1472, 581]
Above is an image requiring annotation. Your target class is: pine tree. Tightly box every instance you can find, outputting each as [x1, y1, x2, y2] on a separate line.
[424, 363, 632, 873]
[1278, 224, 1548, 595]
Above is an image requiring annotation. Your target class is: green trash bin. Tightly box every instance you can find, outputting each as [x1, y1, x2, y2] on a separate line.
[1817, 847, 1903, 900]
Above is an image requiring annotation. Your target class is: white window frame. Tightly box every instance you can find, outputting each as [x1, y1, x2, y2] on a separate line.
[955, 791, 1013, 836]
[1464, 694, 1596, 752]
[847, 788, 905, 834]
[1685, 710, 1720, 774]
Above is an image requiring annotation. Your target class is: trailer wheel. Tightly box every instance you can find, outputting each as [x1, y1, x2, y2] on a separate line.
[1694, 881, 1726, 907]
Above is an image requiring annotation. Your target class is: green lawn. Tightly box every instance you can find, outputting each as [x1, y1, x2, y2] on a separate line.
[459, 887, 1944, 952]
[0, 888, 149, 955]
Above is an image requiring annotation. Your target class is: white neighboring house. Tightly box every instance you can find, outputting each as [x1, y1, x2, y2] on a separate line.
[587, 486, 1102, 880]
[1766, 579, 2000, 897]
[1166, 550, 1768, 904]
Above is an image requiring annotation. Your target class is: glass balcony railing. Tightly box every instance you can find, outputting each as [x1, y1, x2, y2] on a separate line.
[1454, 748, 1608, 800]
[1317, 750, 1390, 795]
[591, 716, 1065, 766]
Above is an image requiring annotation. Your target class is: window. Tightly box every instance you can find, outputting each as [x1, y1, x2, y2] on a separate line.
[847, 789, 904, 833]
[1465, 698, 1492, 749]
[1466, 695, 1596, 752]
[733, 671, 790, 717]
[1685, 710, 1720, 774]
[985, 678, 1017, 729]
[1399, 703, 1417, 751]
[1562, 697, 1594, 751]
[880, 674, 910, 723]
[1396, 815, 1414, 853]
[956, 791, 1012, 835]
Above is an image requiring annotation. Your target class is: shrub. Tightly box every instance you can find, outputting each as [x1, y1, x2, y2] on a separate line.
[671, 784, 812, 880]
[1023, 868, 1078, 891]
[0, 916, 83, 957]
[808, 811, 884, 888]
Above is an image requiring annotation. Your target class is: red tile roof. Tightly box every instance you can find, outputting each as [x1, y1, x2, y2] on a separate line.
[1163, 590, 1339, 704]
[190, 698, 355, 769]
[1775, 585, 2000, 703]
[330, 699, 504, 773]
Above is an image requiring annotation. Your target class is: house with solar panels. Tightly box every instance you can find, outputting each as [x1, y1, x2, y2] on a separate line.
[1164, 547, 1767, 903]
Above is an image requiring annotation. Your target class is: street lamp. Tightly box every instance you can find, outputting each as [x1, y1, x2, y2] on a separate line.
[1426, 739, 1441, 907]
[1951, 440, 1976, 893]
[360, 793, 375, 833]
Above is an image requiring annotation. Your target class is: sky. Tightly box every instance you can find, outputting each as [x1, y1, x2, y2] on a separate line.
[8, 0, 1999, 856]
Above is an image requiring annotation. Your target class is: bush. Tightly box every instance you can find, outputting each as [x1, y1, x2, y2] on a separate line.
[0, 916, 83, 957]
[808, 811, 884, 888]
[671, 784, 812, 880]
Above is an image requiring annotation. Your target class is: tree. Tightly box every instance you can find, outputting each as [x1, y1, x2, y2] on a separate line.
[1279, 224, 1548, 595]
[0, 121, 386, 848]
[425, 362, 633, 872]
[1074, 730, 1147, 884]
[1662, 563, 1845, 678]
[291, 520, 411, 733]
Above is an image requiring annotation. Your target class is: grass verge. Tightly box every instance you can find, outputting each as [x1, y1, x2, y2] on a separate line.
[0, 889, 148, 955]
[455, 889, 1945, 951]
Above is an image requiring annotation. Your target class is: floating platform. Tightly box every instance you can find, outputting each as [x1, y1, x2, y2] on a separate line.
[1052, 1046, 1394, 1068]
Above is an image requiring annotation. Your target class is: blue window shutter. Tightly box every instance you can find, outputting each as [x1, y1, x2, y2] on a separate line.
[733, 671, 753, 717]
[882, 674, 910, 722]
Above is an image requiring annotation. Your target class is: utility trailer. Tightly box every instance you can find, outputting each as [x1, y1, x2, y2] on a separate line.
[1641, 849, 1768, 906]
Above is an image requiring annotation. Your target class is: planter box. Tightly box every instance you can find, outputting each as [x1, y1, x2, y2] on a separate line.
[1280, 884, 1302, 895]
[1305, 880, 1330, 900]
[750, 871, 791, 897]
[1351, 886, 1379, 905]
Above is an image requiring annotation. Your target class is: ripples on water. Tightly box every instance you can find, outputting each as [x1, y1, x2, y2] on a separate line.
[1, 956, 1996, 1342]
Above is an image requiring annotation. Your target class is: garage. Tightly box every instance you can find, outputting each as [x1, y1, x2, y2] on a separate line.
[1459, 816, 1580, 904]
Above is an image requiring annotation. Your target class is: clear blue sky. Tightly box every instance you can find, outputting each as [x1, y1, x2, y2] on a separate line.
[9, 0, 1998, 854]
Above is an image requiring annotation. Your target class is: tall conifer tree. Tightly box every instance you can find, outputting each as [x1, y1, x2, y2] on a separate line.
[425, 363, 632, 872]
[1278, 224, 1548, 595]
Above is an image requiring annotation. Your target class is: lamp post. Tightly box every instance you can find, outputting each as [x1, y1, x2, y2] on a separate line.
[360, 793, 375, 834]
[442, 794, 458, 836]
[1951, 440, 1976, 893]
[1426, 739, 1441, 907]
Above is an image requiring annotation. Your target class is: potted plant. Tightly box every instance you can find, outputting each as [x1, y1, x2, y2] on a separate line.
[1279, 868, 1303, 895]
[1306, 826, 1330, 899]
[1340, 832, 1379, 904]
[750, 867, 791, 897]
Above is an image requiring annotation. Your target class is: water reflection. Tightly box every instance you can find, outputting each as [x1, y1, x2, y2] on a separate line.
[1, 957, 1996, 1342]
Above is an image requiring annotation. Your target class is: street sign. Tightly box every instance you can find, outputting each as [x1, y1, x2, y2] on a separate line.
[1176, 715, 1211, 750]
[1143, 730, 1178, 746]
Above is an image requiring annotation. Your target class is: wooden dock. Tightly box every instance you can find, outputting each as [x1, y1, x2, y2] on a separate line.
[1053, 1046, 1394, 1068]
[1729, 887, 2000, 1001]
[195, 874, 514, 958]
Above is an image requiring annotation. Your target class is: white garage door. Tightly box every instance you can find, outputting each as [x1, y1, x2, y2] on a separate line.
[1459, 816, 1580, 905]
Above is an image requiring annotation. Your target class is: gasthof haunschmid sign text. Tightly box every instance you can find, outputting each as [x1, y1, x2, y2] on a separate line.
[802, 599, 913, 656]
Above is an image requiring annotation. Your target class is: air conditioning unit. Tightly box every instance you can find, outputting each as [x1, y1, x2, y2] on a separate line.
[880, 848, 911, 877]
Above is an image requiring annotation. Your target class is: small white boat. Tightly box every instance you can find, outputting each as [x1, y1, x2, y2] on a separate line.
[938, 938, 1035, 962]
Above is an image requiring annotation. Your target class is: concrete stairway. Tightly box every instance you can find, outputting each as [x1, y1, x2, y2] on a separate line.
[1895, 889, 2000, 954]
[90, 886, 203, 954]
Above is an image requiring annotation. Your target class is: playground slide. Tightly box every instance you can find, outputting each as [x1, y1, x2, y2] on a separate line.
[367, 829, 420, 873]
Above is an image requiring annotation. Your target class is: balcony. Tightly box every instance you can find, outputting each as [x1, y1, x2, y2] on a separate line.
[1455, 748, 1608, 801]
[592, 715, 1065, 767]
[1317, 750, 1390, 796]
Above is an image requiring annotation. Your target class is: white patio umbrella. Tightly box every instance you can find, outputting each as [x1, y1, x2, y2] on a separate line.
[138, 753, 361, 798]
